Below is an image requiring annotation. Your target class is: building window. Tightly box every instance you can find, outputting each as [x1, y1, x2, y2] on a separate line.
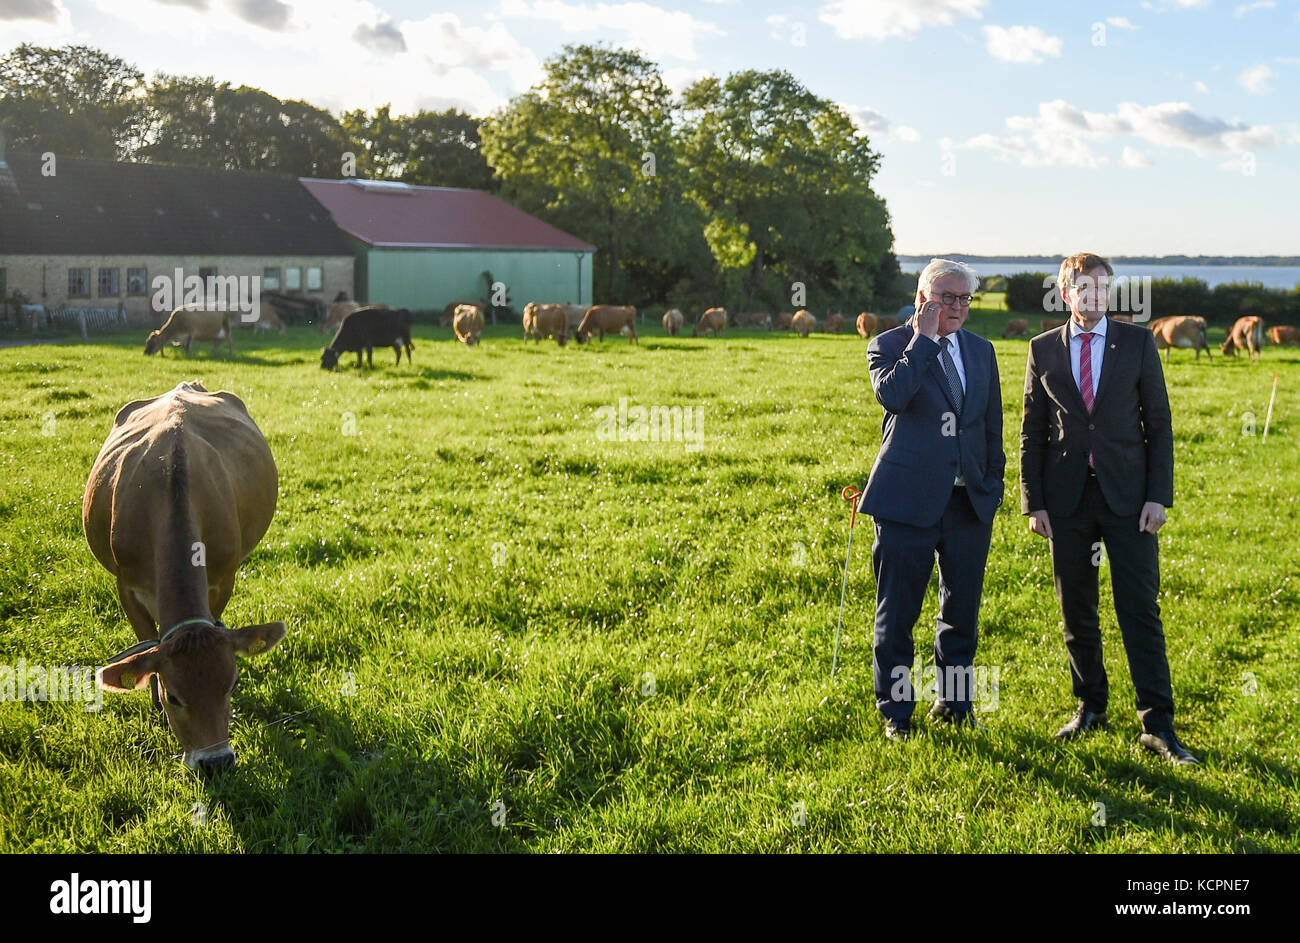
[307, 266, 323, 291]
[127, 268, 148, 296]
[98, 268, 120, 297]
[69, 268, 91, 298]
[263, 267, 281, 291]
[285, 266, 302, 291]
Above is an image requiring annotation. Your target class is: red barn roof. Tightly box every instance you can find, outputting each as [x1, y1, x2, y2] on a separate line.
[299, 178, 596, 252]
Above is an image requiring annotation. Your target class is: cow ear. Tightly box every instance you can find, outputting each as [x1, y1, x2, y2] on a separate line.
[229, 621, 287, 657]
[97, 647, 162, 693]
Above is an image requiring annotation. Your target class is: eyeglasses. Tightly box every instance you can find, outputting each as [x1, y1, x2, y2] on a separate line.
[934, 293, 973, 307]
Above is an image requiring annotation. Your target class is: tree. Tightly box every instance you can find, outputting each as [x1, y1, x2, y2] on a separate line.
[0, 44, 147, 159]
[142, 76, 355, 177]
[341, 107, 495, 190]
[679, 70, 897, 313]
[480, 43, 705, 304]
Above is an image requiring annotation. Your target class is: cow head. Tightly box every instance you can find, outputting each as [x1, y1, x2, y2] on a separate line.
[98, 620, 286, 773]
[320, 347, 340, 370]
[144, 331, 165, 355]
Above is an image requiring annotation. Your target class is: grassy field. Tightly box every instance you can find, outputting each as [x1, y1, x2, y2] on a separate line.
[0, 309, 1297, 853]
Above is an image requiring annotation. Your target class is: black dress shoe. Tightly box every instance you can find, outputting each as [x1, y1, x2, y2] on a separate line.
[929, 701, 979, 728]
[884, 718, 913, 741]
[1056, 701, 1108, 740]
[1140, 728, 1201, 766]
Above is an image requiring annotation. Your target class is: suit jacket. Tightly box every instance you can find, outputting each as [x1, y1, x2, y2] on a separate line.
[1020, 318, 1173, 518]
[860, 325, 1005, 528]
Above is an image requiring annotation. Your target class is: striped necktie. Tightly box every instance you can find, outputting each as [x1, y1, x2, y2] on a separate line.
[1078, 332, 1096, 413]
[1079, 332, 1095, 469]
[939, 337, 964, 414]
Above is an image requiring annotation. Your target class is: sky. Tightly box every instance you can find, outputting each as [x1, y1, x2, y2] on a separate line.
[2, 0, 1297, 256]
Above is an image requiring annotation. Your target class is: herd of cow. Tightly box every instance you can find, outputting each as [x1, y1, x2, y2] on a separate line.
[140, 296, 1300, 368]
[999, 313, 1299, 361]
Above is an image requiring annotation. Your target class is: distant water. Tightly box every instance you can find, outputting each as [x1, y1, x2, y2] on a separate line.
[899, 259, 1300, 290]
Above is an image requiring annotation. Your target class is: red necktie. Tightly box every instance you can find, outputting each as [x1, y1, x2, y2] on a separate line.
[1079, 332, 1095, 468]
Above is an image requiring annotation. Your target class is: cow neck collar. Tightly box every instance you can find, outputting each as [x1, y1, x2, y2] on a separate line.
[107, 617, 225, 663]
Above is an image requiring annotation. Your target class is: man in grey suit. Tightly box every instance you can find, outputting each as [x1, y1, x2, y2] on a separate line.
[860, 259, 1006, 740]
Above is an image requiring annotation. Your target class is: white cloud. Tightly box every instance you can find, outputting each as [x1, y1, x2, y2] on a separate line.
[984, 24, 1063, 64]
[1194, 79, 1209, 92]
[1238, 63, 1276, 94]
[1121, 146, 1151, 167]
[818, 0, 986, 42]
[0, 0, 73, 42]
[1105, 16, 1139, 29]
[1234, 1, 1275, 16]
[85, 0, 541, 116]
[662, 65, 710, 96]
[498, 0, 724, 60]
[841, 103, 921, 143]
[946, 98, 1282, 167]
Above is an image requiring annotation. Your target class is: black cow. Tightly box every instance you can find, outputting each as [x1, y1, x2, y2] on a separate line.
[320, 306, 414, 369]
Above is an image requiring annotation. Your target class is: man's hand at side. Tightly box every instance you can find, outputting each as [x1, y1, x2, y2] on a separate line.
[1028, 509, 1053, 540]
[1138, 501, 1167, 534]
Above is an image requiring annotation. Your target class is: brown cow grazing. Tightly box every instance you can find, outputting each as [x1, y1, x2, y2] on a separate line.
[1222, 316, 1265, 360]
[856, 312, 878, 339]
[744, 311, 772, 328]
[1001, 318, 1029, 339]
[1152, 315, 1210, 361]
[529, 304, 567, 346]
[1269, 325, 1300, 346]
[576, 305, 638, 343]
[792, 310, 817, 337]
[823, 313, 845, 333]
[876, 315, 899, 332]
[454, 303, 485, 346]
[694, 307, 727, 337]
[320, 299, 362, 335]
[662, 308, 685, 336]
[521, 302, 539, 340]
[440, 301, 481, 327]
[87, 381, 284, 773]
[771, 312, 795, 331]
[1040, 317, 1068, 333]
[144, 306, 234, 357]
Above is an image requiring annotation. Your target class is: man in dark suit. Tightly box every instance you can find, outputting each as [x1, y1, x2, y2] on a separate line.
[860, 259, 1005, 740]
[1021, 252, 1198, 765]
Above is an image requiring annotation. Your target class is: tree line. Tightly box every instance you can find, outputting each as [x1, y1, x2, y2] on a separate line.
[0, 42, 909, 315]
[1005, 272, 1300, 324]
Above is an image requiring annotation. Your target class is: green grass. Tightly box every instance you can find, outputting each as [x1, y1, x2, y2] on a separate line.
[0, 310, 1297, 852]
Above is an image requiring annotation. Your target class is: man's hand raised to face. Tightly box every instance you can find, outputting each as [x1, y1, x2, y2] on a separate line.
[914, 300, 942, 340]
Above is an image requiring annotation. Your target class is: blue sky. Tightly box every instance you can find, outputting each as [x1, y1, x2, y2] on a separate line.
[3, 0, 1297, 255]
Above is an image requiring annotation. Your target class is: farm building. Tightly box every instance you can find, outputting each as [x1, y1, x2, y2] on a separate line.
[0, 129, 355, 327]
[299, 177, 596, 313]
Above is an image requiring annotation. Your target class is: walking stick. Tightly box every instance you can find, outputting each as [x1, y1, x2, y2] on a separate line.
[1263, 372, 1280, 442]
[832, 485, 863, 679]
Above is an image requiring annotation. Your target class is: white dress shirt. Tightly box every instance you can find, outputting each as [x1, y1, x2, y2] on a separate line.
[1068, 316, 1108, 399]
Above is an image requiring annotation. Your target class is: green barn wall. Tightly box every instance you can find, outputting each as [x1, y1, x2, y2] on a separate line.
[352, 244, 594, 312]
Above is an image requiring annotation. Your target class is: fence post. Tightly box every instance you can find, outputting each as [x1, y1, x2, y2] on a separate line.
[78, 310, 88, 342]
